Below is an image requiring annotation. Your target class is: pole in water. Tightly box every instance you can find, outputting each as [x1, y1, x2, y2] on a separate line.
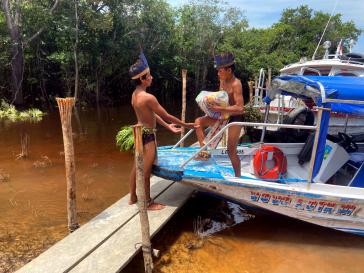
[180, 69, 187, 147]
[56, 97, 79, 233]
[133, 125, 153, 273]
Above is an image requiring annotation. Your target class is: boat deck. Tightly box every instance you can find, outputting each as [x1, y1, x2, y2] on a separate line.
[157, 145, 309, 181]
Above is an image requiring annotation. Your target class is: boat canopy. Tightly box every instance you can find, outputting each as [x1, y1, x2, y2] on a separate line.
[267, 75, 364, 116]
[266, 75, 364, 181]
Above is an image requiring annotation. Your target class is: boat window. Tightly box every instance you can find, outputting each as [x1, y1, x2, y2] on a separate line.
[334, 72, 357, 77]
[301, 67, 331, 76]
[303, 70, 320, 76]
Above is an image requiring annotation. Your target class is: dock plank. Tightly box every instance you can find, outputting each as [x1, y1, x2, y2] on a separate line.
[16, 177, 176, 273]
[69, 182, 193, 273]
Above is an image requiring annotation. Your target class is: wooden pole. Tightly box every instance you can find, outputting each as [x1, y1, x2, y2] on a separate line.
[248, 81, 253, 103]
[133, 124, 153, 273]
[267, 68, 272, 89]
[180, 69, 187, 147]
[254, 76, 258, 105]
[56, 97, 79, 233]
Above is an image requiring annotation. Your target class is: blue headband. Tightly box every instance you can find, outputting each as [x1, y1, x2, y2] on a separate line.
[129, 51, 150, 79]
[214, 53, 235, 68]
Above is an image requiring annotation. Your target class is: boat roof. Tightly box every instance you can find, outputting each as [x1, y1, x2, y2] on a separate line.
[269, 75, 364, 116]
[280, 58, 364, 73]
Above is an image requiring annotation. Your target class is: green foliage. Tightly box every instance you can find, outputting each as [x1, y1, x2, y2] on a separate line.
[0, 1, 361, 106]
[243, 101, 263, 123]
[0, 100, 44, 122]
[116, 125, 134, 152]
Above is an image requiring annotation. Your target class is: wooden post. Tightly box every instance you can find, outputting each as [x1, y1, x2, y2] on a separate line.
[56, 97, 79, 233]
[180, 69, 187, 147]
[254, 76, 258, 105]
[133, 125, 153, 273]
[248, 81, 253, 103]
[267, 68, 272, 89]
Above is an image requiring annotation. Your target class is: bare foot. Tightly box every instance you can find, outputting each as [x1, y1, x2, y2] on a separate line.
[194, 150, 211, 161]
[128, 195, 137, 205]
[147, 202, 166, 211]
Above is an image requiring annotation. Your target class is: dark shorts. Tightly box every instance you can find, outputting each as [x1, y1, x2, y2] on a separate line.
[142, 132, 156, 145]
[228, 115, 244, 124]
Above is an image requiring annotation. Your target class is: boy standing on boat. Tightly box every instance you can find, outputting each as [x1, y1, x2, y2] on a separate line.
[195, 52, 244, 177]
[129, 52, 194, 210]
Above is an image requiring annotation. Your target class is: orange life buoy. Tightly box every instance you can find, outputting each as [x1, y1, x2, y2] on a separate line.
[253, 145, 287, 179]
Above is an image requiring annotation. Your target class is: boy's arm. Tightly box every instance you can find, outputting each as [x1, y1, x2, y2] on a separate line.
[155, 114, 182, 134]
[212, 81, 244, 114]
[149, 96, 194, 128]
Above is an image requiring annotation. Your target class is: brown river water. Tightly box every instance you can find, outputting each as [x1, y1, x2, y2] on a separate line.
[1, 106, 364, 273]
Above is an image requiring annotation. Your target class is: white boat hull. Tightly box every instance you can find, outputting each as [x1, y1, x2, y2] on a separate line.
[180, 178, 364, 236]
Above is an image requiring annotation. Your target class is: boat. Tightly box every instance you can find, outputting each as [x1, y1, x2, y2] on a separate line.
[254, 40, 364, 134]
[152, 75, 364, 236]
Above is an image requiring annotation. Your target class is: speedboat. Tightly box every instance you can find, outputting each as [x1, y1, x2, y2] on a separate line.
[153, 75, 364, 236]
[254, 40, 364, 134]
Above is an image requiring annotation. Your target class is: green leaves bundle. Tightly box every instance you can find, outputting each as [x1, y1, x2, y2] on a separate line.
[116, 125, 134, 152]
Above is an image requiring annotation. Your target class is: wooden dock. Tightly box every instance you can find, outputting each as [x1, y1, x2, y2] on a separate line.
[16, 177, 194, 273]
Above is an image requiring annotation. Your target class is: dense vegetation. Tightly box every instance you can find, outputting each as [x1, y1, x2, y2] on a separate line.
[0, 0, 361, 109]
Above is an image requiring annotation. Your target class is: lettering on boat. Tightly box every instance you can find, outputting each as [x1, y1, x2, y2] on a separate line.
[220, 149, 244, 155]
[249, 191, 357, 216]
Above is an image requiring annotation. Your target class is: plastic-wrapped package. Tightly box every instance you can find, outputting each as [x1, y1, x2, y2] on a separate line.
[195, 91, 230, 120]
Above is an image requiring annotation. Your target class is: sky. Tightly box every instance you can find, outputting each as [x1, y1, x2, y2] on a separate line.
[167, 0, 364, 53]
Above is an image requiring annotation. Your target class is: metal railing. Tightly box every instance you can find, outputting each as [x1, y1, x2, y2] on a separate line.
[178, 121, 317, 169]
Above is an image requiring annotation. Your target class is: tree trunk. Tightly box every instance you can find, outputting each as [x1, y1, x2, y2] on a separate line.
[10, 39, 24, 105]
[1, 0, 60, 106]
[95, 71, 101, 120]
[201, 63, 208, 90]
[2, 0, 24, 105]
[194, 65, 200, 98]
[73, 0, 80, 102]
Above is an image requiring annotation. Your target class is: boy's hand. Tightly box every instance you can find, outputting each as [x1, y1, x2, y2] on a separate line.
[168, 123, 182, 134]
[210, 104, 223, 112]
[184, 122, 195, 129]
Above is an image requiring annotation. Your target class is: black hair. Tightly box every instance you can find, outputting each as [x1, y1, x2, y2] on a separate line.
[224, 64, 236, 73]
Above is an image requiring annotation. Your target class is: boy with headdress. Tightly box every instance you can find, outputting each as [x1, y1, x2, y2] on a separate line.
[194, 52, 244, 177]
[129, 52, 194, 210]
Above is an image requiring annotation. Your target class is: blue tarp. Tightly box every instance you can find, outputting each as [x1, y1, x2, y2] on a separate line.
[272, 75, 364, 116]
[268, 75, 364, 180]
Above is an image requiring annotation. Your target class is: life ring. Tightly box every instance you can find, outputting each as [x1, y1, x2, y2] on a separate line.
[253, 145, 287, 179]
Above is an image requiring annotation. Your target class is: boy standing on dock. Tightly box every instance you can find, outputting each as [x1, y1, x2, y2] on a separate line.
[194, 53, 244, 177]
[128, 52, 194, 210]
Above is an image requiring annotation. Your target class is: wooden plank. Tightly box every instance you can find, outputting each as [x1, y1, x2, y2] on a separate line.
[69, 183, 194, 273]
[16, 177, 173, 273]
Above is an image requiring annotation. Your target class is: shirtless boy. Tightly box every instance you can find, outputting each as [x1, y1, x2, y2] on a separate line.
[129, 52, 194, 210]
[194, 52, 244, 177]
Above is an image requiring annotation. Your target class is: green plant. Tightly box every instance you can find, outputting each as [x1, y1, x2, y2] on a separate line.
[116, 125, 134, 152]
[243, 101, 263, 122]
[0, 100, 44, 122]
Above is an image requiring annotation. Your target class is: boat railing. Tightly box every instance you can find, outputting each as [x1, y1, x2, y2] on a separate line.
[254, 68, 265, 106]
[177, 121, 317, 169]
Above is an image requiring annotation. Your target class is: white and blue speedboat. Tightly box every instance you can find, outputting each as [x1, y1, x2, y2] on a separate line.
[153, 75, 364, 236]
